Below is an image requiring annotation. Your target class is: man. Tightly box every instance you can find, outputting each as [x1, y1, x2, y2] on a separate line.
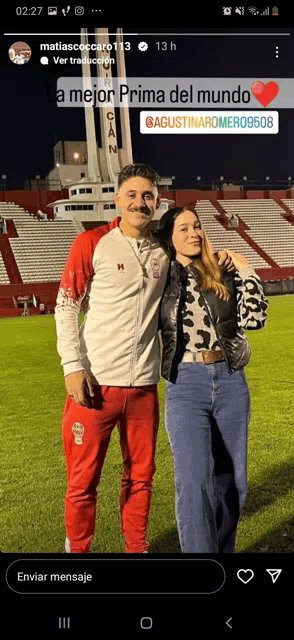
[55, 163, 170, 553]
[55, 162, 234, 554]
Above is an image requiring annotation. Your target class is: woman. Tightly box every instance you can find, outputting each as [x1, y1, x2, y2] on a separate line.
[157, 206, 268, 553]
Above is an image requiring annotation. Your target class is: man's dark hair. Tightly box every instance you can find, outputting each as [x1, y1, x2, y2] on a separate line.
[118, 163, 160, 189]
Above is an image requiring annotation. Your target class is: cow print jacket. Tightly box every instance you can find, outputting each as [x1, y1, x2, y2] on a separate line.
[159, 260, 268, 383]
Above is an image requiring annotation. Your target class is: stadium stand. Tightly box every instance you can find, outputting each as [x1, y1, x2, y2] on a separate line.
[0, 203, 79, 284]
[195, 200, 270, 269]
[218, 199, 294, 268]
[0, 253, 10, 284]
[0, 197, 294, 315]
[281, 199, 294, 224]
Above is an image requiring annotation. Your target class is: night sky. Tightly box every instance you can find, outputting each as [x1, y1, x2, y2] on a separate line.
[2, 23, 294, 189]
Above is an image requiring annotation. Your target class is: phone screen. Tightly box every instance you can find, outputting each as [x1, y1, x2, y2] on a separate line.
[1, 3, 292, 635]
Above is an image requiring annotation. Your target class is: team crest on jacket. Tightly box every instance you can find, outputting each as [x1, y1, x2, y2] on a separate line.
[72, 422, 84, 445]
[150, 258, 160, 279]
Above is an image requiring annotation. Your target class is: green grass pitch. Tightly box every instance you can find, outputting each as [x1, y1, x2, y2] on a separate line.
[1, 295, 294, 553]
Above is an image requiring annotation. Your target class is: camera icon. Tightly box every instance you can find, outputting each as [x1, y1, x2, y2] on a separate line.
[75, 6, 84, 14]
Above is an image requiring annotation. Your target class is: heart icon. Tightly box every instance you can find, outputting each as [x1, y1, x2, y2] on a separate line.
[251, 81, 279, 107]
[237, 569, 254, 584]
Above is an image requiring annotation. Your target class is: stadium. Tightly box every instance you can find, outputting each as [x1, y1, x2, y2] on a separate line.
[1, 28, 293, 554]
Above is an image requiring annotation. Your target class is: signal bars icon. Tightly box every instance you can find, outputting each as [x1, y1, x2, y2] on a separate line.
[255, 7, 279, 15]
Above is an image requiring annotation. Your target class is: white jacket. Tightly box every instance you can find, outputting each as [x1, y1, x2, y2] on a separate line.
[55, 217, 169, 386]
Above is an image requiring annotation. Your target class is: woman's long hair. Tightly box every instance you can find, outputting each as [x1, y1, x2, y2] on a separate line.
[157, 206, 230, 301]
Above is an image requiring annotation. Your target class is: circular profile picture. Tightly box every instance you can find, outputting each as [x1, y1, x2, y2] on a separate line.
[9, 41, 32, 65]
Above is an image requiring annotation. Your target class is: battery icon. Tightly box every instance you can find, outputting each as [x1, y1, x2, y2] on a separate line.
[272, 6, 279, 15]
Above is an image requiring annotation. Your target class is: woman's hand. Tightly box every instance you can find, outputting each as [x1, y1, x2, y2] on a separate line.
[216, 249, 249, 272]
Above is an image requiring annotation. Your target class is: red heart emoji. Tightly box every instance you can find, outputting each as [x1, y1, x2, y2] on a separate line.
[251, 81, 279, 107]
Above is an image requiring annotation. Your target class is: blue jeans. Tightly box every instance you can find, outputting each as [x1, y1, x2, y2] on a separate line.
[165, 361, 250, 553]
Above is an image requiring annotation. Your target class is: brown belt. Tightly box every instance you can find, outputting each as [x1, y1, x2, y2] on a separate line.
[181, 350, 225, 364]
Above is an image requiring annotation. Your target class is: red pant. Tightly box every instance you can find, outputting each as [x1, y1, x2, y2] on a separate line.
[62, 385, 159, 553]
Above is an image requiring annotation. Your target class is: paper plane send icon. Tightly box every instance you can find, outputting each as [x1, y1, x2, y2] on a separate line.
[266, 569, 282, 583]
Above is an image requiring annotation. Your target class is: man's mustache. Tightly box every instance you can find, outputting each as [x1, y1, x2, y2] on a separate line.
[128, 207, 151, 215]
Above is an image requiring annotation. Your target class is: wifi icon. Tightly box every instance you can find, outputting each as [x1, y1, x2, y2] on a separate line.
[248, 6, 259, 13]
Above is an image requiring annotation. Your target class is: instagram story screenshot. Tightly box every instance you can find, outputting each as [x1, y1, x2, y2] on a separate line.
[1, 3, 293, 635]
